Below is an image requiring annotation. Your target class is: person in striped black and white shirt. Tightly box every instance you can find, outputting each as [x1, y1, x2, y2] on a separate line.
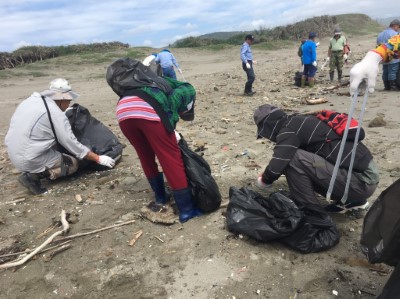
[253, 104, 379, 214]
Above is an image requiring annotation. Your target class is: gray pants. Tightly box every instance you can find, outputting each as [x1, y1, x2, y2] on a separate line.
[284, 149, 377, 208]
[47, 153, 79, 180]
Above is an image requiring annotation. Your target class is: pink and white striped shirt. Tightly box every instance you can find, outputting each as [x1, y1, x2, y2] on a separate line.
[116, 96, 160, 123]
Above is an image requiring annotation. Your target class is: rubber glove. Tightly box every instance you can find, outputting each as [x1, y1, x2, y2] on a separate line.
[316, 42, 320, 47]
[326, 57, 330, 62]
[257, 176, 272, 188]
[246, 62, 251, 69]
[142, 55, 155, 66]
[312, 61, 317, 67]
[343, 54, 348, 60]
[178, 68, 183, 74]
[349, 51, 382, 95]
[98, 155, 115, 168]
[174, 130, 181, 143]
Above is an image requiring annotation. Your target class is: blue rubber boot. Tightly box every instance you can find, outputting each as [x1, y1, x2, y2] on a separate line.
[173, 188, 202, 223]
[148, 172, 170, 204]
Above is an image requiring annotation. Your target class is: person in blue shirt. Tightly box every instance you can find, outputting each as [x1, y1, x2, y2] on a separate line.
[301, 32, 318, 88]
[376, 19, 400, 91]
[155, 49, 181, 80]
[240, 34, 257, 96]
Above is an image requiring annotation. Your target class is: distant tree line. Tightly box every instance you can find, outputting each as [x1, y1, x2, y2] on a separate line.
[174, 15, 339, 48]
[173, 14, 380, 48]
[0, 41, 129, 70]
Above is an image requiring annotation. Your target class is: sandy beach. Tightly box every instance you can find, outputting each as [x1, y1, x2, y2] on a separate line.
[0, 34, 398, 298]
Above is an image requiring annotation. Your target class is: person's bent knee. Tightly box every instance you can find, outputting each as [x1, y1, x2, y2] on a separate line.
[48, 154, 79, 180]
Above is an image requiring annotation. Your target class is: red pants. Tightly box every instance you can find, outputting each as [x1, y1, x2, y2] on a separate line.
[119, 118, 188, 190]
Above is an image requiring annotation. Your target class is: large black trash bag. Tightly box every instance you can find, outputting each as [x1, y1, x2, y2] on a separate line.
[106, 57, 172, 96]
[226, 187, 304, 242]
[65, 103, 123, 171]
[280, 207, 340, 254]
[178, 135, 221, 213]
[360, 179, 400, 266]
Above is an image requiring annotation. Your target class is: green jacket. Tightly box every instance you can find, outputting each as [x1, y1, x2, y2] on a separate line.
[140, 77, 195, 128]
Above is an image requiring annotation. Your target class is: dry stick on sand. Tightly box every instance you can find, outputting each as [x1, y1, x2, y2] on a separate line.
[0, 240, 72, 260]
[129, 230, 143, 246]
[0, 210, 69, 270]
[52, 219, 136, 243]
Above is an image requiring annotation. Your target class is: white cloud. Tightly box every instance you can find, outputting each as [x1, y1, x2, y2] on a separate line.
[143, 40, 153, 46]
[0, 0, 394, 52]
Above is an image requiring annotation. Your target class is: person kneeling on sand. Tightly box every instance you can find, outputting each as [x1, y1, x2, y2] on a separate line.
[253, 104, 379, 214]
[5, 78, 115, 195]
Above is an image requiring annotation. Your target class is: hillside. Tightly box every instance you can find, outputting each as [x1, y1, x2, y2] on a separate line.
[174, 14, 383, 48]
[377, 16, 400, 27]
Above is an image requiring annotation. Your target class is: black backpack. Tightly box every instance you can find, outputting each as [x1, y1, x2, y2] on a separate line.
[106, 57, 172, 96]
[360, 179, 400, 266]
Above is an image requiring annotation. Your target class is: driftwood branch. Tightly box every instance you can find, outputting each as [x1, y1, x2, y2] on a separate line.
[0, 210, 69, 270]
[42, 244, 72, 262]
[53, 219, 136, 243]
[0, 240, 72, 260]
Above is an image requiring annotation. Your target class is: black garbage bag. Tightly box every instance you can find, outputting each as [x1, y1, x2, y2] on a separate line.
[178, 135, 221, 213]
[226, 187, 304, 242]
[377, 263, 400, 299]
[65, 103, 123, 171]
[280, 208, 340, 253]
[360, 179, 400, 266]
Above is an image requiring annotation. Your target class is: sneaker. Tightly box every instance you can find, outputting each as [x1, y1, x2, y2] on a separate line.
[18, 172, 48, 195]
[244, 91, 256, 96]
[324, 200, 369, 214]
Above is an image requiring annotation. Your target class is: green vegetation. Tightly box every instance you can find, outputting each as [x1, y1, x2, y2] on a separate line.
[172, 14, 382, 49]
[0, 42, 129, 70]
[0, 13, 383, 72]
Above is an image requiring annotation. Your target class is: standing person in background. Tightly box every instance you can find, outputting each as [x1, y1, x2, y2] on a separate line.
[301, 32, 318, 88]
[155, 49, 181, 80]
[240, 34, 257, 96]
[328, 28, 349, 83]
[297, 38, 306, 65]
[377, 19, 400, 91]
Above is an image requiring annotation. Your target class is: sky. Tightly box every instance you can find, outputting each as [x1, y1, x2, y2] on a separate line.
[0, 0, 396, 52]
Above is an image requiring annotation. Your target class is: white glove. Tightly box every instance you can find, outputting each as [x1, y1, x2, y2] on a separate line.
[257, 176, 272, 188]
[350, 51, 382, 95]
[246, 62, 251, 69]
[316, 42, 320, 47]
[326, 57, 330, 62]
[174, 130, 181, 143]
[142, 55, 155, 66]
[343, 54, 348, 60]
[178, 68, 182, 74]
[98, 155, 115, 168]
[312, 61, 317, 67]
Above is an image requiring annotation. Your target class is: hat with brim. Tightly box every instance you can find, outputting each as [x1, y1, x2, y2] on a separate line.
[41, 89, 79, 101]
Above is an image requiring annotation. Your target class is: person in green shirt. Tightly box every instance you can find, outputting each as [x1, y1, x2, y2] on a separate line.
[327, 28, 349, 83]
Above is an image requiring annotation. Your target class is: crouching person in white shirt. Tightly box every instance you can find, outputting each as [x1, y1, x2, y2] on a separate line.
[5, 78, 115, 195]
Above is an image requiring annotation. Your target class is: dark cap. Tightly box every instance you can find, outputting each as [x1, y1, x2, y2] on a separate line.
[245, 34, 255, 40]
[309, 32, 317, 39]
[253, 104, 278, 125]
[390, 19, 400, 26]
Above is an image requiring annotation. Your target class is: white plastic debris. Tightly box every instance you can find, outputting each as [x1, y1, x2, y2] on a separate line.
[332, 290, 338, 296]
